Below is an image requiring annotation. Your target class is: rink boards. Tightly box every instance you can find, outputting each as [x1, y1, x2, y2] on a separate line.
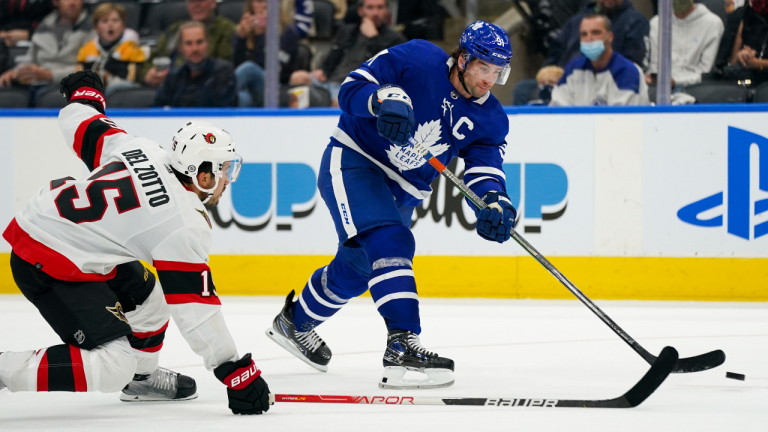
[0, 105, 765, 300]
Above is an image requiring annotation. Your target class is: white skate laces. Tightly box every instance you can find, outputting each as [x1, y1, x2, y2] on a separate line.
[405, 333, 437, 358]
[296, 330, 324, 353]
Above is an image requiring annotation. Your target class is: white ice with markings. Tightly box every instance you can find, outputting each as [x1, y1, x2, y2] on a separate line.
[1, 295, 766, 431]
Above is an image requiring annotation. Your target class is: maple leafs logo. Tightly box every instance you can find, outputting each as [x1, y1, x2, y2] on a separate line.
[386, 120, 450, 172]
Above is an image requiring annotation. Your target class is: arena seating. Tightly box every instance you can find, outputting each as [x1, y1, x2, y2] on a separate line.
[0, 88, 29, 108]
[35, 87, 68, 109]
[683, 82, 748, 104]
[108, 87, 158, 108]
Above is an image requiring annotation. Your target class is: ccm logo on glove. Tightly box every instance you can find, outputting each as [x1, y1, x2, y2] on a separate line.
[369, 84, 416, 147]
[71, 87, 106, 111]
[224, 361, 262, 390]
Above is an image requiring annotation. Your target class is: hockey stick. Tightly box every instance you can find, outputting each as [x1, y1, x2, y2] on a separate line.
[275, 346, 677, 408]
[406, 137, 724, 373]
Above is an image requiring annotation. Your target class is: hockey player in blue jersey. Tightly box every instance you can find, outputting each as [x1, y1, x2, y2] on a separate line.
[266, 21, 517, 389]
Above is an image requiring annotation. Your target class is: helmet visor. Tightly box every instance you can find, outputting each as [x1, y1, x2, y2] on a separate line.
[464, 56, 511, 85]
[220, 154, 243, 183]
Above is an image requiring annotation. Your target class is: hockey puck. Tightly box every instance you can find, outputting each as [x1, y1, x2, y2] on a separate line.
[726, 372, 745, 381]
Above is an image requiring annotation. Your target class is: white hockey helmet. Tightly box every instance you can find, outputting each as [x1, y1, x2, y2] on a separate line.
[170, 121, 243, 194]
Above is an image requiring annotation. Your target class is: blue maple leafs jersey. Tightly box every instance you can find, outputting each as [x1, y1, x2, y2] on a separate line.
[331, 39, 510, 208]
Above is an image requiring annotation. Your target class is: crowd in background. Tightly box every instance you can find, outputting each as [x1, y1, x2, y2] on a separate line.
[0, 0, 443, 108]
[0, 0, 766, 108]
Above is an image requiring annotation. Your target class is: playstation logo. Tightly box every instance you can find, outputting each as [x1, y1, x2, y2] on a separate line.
[678, 127, 768, 240]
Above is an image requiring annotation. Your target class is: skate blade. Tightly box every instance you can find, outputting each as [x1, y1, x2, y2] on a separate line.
[378, 366, 455, 390]
[265, 328, 328, 373]
[119, 392, 198, 402]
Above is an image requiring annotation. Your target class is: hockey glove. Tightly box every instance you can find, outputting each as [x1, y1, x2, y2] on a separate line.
[475, 191, 517, 244]
[213, 353, 272, 415]
[60, 70, 106, 114]
[369, 84, 415, 147]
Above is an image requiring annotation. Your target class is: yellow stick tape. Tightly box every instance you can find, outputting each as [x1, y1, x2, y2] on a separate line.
[0, 254, 765, 301]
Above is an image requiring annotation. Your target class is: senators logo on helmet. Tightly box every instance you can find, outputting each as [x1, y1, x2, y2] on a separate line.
[204, 133, 216, 144]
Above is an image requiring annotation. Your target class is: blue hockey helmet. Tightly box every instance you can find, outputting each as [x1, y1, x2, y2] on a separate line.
[458, 21, 512, 85]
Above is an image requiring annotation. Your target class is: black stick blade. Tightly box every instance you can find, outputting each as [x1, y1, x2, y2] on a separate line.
[672, 349, 726, 373]
[621, 346, 678, 407]
[554, 346, 678, 408]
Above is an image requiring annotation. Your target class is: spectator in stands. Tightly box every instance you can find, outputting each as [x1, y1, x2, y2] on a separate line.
[514, 0, 648, 105]
[76, 3, 145, 96]
[548, 0, 649, 68]
[233, 0, 300, 107]
[0, 0, 54, 47]
[528, 65, 564, 105]
[153, 21, 236, 108]
[550, 14, 649, 105]
[0, 0, 91, 105]
[143, 0, 236, 88]
[717, 0, 768, 85]
[289, 0, 405, 106]
[645, 0, 724, 90]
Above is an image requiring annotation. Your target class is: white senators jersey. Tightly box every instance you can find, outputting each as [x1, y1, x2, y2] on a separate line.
[3, 103, 238, 369]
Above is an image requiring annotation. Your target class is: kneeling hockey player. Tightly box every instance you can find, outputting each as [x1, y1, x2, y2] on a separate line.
[0, 71, 271, 415]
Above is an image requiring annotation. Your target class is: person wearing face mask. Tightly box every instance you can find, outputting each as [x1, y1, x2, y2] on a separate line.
[76, 3, 146, 96]
[153, 22, 236, 107]
[513, 0, 648, 105]
[645, 0, 724, 90]
[551, 13, 649, 106]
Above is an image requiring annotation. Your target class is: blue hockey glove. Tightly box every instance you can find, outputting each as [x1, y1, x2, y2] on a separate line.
[475, 191, 517, 243]
[369, 84, 415, 147]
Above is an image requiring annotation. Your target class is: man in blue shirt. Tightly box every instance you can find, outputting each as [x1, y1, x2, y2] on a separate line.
[266, 21, 518, 390]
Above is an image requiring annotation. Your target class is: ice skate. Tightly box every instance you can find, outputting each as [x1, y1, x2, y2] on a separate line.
[119, 367, 197, 402]
[265, 290, 332, 372]
[379, 330, 454, 390]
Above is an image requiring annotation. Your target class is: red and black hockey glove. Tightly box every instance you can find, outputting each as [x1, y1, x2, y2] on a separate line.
[213, 353, 272, 415]
[59, 70, 106, 114]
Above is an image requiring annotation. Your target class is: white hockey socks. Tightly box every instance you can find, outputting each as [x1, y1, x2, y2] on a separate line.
[0, 337, 135, 393]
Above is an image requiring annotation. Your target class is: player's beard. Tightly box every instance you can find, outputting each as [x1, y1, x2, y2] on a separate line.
[469, 81, 492, 98]
[205, 194, 220, 206]
[205, 184, 227, 206]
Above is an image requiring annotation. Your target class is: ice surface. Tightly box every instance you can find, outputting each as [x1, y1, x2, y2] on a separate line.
[1, 295, 766, 431]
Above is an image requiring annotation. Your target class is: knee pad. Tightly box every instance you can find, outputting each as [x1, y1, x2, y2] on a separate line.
[357, 225, 420, 334]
